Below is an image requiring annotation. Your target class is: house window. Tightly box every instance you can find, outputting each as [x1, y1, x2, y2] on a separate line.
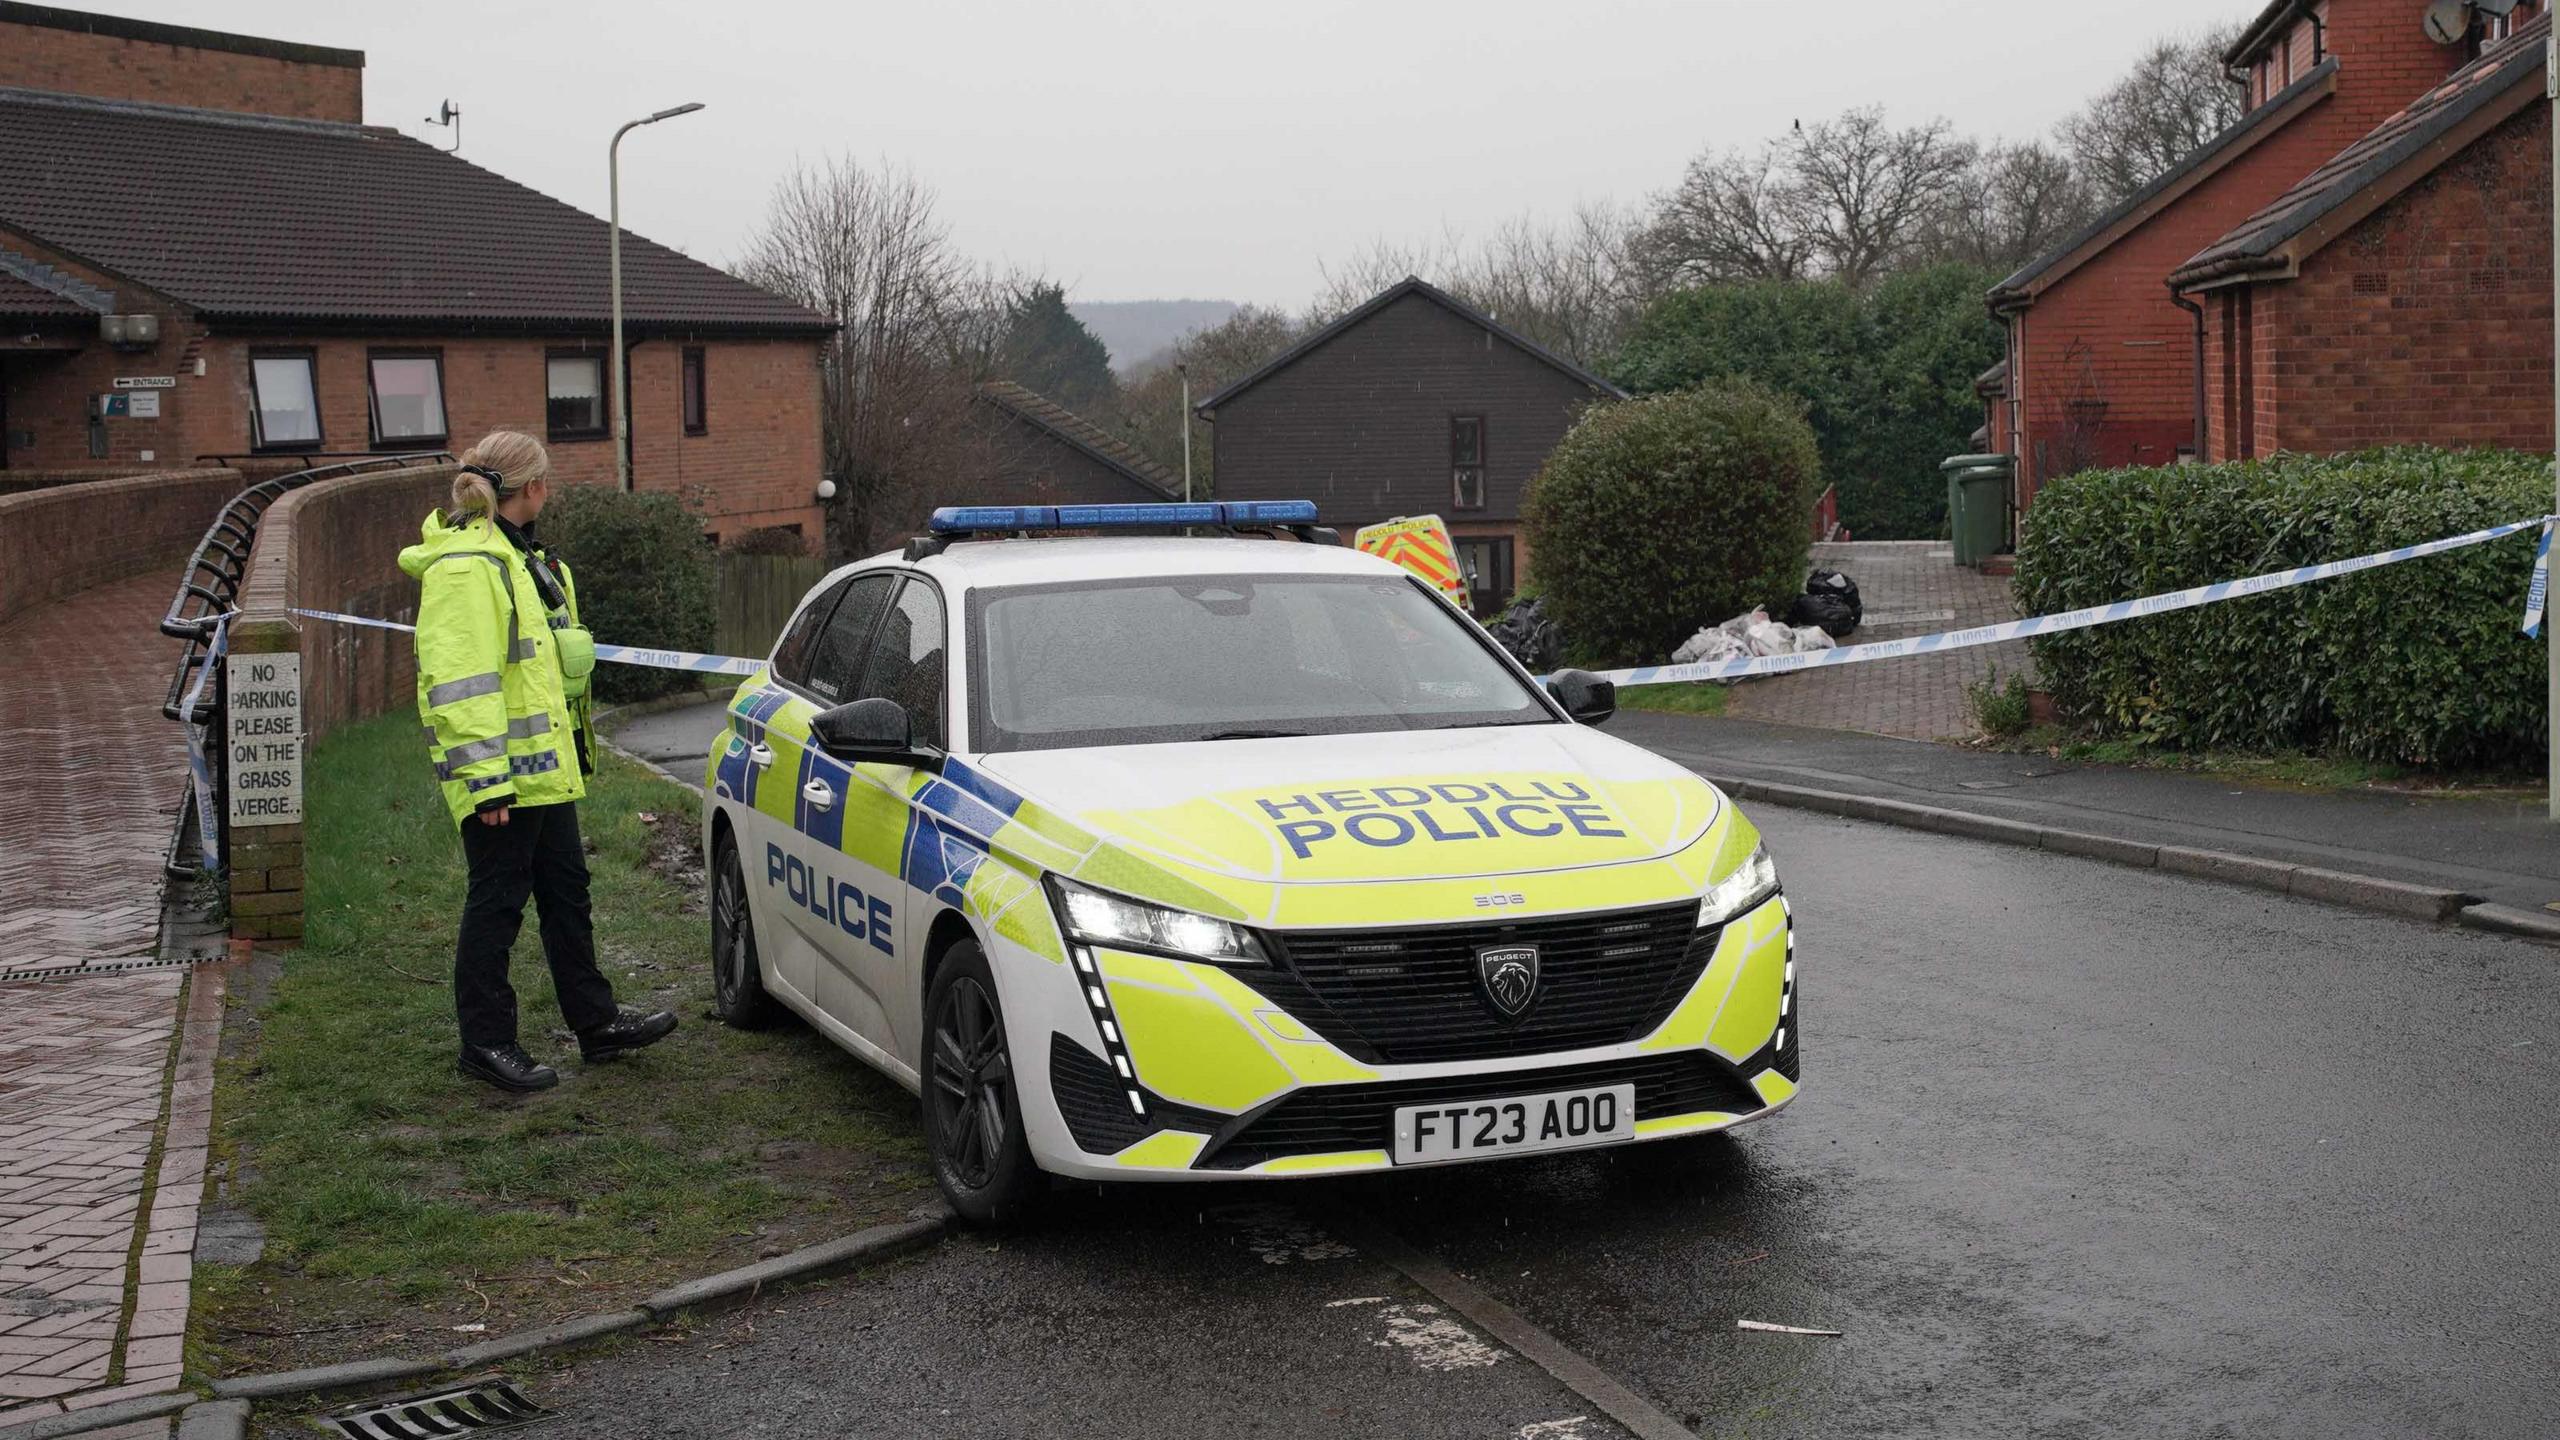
[546, 351, 607, 441]
[367, 351, 447, 447]
[1451, 414, 1486, 510]
[249, 350, 321, 451]
[681, 347, 707, 435]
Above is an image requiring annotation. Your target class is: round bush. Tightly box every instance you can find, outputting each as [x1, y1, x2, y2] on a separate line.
[2015, 447, 2548, 768]
[537, 484, 716, 703]
[1522, 382, 1818, 666]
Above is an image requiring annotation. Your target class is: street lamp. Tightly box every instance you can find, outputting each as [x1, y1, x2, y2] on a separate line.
[608, 101, 705, 493]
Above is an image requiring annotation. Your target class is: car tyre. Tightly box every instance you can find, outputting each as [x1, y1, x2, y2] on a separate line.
[710, 830, 779, 1029]
[922, 940, 1044, 1226]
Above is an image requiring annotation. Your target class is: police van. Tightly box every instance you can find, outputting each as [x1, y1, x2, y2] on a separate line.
[701, 502, 1797, 1222]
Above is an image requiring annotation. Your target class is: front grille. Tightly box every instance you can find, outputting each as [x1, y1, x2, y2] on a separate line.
[1197, 1051, 1763, 1170]
[1243, 902, 1715, 1064]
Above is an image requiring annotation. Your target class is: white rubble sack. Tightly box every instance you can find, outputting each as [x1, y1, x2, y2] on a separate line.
[1669, 607, 1837, 670]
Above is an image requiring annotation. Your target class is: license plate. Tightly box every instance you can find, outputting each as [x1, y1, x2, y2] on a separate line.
[1391, 1083, 1636, 1164]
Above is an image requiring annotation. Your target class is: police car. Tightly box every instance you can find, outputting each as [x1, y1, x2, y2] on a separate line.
[702, 501, 1797, 1223]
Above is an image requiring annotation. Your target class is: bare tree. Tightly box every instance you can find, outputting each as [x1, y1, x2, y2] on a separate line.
[1631, 140, 1814, 288]
[735, 156, 1020, 558]
[2061, 23, 2247, 207]
[1638, 108, 1977, 289]
[1784, 109, 1978, 286]
[1309, 228, 1469, 322]
[1928, 140, 2093, 273]
[1311, 204, 1644, 366]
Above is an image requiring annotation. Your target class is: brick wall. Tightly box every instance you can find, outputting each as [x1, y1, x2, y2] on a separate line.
[2011, 0, 2475, 497]
[0, 466, 239, 625]
[225, 460, 452, 941]
[621, 337, 827, 540]
[0, 234, 210, 470]
[2231, 103, 2554, 455]
[1211, 292, 1610, 527]
[0, 6, 361, 122]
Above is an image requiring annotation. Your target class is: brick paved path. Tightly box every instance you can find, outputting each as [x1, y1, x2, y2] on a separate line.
[0, 570, 212, 1433]
[0, 570, 189, 975]
[1723, 541, 2033, 742]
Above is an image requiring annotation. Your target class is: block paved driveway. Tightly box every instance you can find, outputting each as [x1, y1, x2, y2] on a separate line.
[1723, 540, 2030, 742]
[0, 570, 215, 1428]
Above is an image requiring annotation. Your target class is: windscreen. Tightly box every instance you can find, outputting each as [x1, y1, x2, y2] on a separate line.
[969, 573, 1552, 752]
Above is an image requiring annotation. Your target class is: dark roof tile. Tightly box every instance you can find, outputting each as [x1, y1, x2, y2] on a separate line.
[1991, 58, 2337, 304]
[2175, 18, 2550, 284]
[976, 380, 1181, 499]
[1196, 276, 1624, 413]
[0, 87, 829, 334]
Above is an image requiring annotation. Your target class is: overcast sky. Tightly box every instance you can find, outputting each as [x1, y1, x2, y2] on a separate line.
[98, 1, 2246, 308]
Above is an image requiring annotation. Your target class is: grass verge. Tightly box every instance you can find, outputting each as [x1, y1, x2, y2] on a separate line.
[200, 710, 930, 1377]
[1987, 724, 2539, 795]
[1614, 681, 1731, 717]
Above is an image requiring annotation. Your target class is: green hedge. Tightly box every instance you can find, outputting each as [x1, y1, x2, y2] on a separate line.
[1612, 263, 2001, 540]
[2015, 448, 2550, 768]
[538, 486, 716, 703]
[1523, 382, 1817, 667]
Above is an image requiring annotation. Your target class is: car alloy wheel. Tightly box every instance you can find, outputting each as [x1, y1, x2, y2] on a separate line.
[929, 975, 1012, 1190]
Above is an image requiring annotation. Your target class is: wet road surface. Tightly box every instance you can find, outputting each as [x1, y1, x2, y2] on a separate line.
[480, 796, 2557, 1439]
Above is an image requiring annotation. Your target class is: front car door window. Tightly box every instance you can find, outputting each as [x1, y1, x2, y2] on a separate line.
[854, 578, 949, 749]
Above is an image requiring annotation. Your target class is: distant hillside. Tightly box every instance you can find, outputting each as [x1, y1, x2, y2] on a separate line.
[1069, 299, 1241, 374]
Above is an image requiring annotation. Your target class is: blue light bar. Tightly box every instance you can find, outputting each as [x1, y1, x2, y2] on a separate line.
[927, 500, 1320, 534]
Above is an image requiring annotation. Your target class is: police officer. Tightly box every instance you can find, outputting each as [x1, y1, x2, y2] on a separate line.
[400, 430, 676, 1092]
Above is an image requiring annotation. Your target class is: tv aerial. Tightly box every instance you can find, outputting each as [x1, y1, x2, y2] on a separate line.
[425, 99, 462, 153]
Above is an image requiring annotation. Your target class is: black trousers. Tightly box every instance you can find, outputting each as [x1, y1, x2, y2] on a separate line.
[454, 801, 619, 1048]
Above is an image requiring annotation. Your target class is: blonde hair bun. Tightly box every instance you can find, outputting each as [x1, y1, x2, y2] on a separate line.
[450, 430, 552, 522]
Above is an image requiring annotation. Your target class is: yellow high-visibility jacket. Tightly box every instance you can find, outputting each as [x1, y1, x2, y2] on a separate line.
[399, 509, 593, 826]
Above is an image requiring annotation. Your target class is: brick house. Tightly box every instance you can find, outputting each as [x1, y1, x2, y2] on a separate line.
[965, 380, 1183, 506]
[1198, 277, 1624, 613]
[0, 3, 832, 541]
[1985, 0, 2505, 506]
[2171, 13, 2553, 458]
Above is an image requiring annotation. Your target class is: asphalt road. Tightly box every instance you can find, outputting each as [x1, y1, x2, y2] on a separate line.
[485, 710, 2560, 1439]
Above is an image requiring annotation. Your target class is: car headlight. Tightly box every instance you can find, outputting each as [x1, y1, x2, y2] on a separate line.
[1698, 843, 1780, 927]
[1049, 875, 1271, 966]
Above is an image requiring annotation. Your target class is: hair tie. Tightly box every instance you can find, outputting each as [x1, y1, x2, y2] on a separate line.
[461, 463, 509, 489]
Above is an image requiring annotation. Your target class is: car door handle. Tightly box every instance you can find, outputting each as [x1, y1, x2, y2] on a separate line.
[801, 779, 835, 813]
[747, 742, 775, 767]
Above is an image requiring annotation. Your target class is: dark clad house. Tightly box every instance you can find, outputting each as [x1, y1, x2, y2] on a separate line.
[1198, 277, 1623, 612]
[967, 380, 1182, 505]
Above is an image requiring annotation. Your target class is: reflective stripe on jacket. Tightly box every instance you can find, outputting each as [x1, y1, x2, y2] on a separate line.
[398, 508, 593, 826]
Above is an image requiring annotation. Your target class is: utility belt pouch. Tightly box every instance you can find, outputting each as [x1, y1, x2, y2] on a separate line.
[554, 623, 597, 699]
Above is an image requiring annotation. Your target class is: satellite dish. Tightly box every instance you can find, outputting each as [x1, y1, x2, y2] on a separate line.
[2423, 0, 2473, 44]
[2476, 0, 2518, 14]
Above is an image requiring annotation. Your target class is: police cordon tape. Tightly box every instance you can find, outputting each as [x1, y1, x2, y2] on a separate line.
[283, 608, 764, 676]
[1581, 513, 2560, 689]
[273, 511, 2560, 694]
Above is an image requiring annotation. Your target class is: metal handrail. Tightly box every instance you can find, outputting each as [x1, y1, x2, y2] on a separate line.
[160, 453, 449, 722]
[157, 451, 450, 880]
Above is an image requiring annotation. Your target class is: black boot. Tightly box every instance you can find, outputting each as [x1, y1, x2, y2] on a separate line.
[459, 1042, 559, 1093]
[578, 1006, 678, 1063]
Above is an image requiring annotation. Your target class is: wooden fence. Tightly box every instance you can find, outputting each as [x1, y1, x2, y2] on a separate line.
[716, 552, 827, 662]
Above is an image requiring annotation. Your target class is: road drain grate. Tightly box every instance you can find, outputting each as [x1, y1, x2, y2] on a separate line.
[313, 1377, 553, 1437]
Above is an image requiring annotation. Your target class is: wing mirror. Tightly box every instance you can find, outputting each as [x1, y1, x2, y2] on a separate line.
[1546, 668, 1617, 727]
[810, 697, 940, 768]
